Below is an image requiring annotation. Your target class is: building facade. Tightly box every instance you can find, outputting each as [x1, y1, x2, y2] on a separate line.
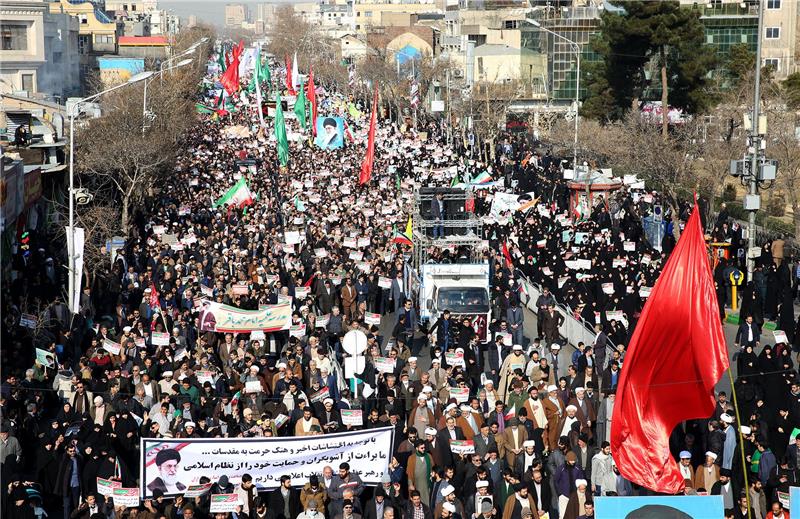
[49, 0, 120, 83]
[225, 3, 248, 28]
[1, 0, 81, 100]
[680, 0, 798, 79]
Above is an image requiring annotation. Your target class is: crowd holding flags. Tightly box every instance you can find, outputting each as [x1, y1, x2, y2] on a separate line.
[216, 41, 383, 186]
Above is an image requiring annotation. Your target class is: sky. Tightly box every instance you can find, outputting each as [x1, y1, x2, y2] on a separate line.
[160, 0, 291, 26]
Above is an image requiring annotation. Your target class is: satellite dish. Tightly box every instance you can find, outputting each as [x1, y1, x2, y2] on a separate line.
[342, 329, 368, 356]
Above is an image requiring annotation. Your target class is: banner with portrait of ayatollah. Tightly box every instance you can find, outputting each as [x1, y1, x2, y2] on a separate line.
[198, 301, 292, 333]
[140, 428, 395, 498]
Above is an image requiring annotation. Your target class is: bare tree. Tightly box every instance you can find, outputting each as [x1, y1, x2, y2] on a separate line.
[76, 56, 207, 231]
[765, 107, 800, 236]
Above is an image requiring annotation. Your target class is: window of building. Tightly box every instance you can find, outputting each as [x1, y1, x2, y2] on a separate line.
[764, 58, 780, 70]
[765, 27, 780, 39]
[1, 24, 28, 51]
[21, 74, 34, 92]
[79, 15, 88, 24]
[364, 11, 372, 16]
[95, 34, 114, 44]
[767, 0, 780, 8]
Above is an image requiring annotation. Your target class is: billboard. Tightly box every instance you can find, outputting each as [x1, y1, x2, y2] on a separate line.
[595, 495, 724, 519]
[140, 427, 394, 498]
[313, 116, 344, 149]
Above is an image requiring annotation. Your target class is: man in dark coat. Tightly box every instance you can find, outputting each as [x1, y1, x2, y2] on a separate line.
[54, 443, 84, 519]
[268, 475, 301, 519]
[403, 490, 433, 519]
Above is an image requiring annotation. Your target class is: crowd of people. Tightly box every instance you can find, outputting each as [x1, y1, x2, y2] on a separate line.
[1, 42, 799, 519]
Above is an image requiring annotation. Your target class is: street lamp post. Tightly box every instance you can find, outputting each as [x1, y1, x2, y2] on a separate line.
[67, 71, 154, 315]
[159, 38, 206, 85]
[525, 19, 581, 173]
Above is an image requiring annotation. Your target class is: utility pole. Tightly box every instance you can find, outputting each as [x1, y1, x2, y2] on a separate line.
[730, 0, 776, 282]
[746, 0, 764, 279]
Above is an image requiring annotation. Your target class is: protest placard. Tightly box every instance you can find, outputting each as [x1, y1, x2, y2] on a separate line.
[210, 494, 241, 513]
[245, 380, 262, 393]
[449, 440, 475, 455]
[445, 351, 465, 368]
[97, 477, 122, 496]
[101, 339, 120, 356]
[35, 348, 55, 367]
[341, 410, 363, 426]
[374, 357, 396, 373]
[183, 483, 213, 498]
[310, 387, 330, 403]
[151, 332, 170, 346]
[196, 371, 215, 385]
[112, 488, 140, 508]
[449, 387, 470, 403]
[20, 314, 37, 329]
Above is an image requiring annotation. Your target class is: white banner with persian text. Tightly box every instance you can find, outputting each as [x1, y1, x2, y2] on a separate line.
[140, 427, 394, 498]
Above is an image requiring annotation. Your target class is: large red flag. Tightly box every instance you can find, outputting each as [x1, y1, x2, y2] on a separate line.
[307, 66, 318, 136]
[285, 54, 295, 95]
[359, 87, 378, 186]
[611, 198, 729, 494]
[220, 43, 242, 95]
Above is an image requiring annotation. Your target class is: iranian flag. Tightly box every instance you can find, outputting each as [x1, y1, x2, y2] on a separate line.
[472, 171, 493, 184]
[230, 390, 241, 408]
[392, 225, 413, 247]
[212, 178, 254, 209]
[504, 405, 516, 420]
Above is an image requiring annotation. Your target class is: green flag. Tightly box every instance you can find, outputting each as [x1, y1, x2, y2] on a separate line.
[196, 103, 214, 114]
[274, 93, 289, 167]
[217, 45, 226, 70]
[450, 172, 460, 187]
[294, 82, 308, 130]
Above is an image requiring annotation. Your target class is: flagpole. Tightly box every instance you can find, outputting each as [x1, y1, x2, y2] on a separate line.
[725, 367, 752, 519]
[412, 59, 418, 131]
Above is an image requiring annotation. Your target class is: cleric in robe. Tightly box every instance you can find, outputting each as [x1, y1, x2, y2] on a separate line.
[147, 448, 187, 494]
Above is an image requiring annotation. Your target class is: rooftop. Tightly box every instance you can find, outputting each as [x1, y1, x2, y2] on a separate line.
[118, 35, 169, 46]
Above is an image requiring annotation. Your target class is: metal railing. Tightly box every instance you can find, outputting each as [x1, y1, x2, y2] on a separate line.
[514, 268, 617, 359]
